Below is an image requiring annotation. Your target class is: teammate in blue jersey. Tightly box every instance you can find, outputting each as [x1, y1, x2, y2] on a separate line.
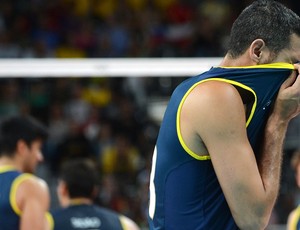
[148, 0, 300, 229]
[49, 159, 140, 230]
[0, 115, 51, 230]
[287, 150, 300, 230]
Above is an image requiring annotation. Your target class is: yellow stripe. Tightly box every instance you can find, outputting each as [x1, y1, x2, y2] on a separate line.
[176, 79, 257, 161]
[10, 173, 33, 216]
[46, 212, 54, 230]
[290, 206, 300, 230]
[219, 62, 294, 69]
[0, 165, 16, 173]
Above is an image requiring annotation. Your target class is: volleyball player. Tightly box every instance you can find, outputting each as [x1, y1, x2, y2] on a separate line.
[148, 0, 300, 229]
[49, 159, 140, 230]
[0, 115, 51, 230]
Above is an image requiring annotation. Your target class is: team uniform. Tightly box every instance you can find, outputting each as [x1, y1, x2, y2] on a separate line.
[0, 166, 33, 229]
[0, 165, 53, 230]
[148, 63, 294, 230]
[50, 203, 126, 230]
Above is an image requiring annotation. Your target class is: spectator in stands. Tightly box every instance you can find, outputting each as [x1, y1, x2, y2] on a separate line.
[51, 120, 95, 174]
[100, 132, 141, 178]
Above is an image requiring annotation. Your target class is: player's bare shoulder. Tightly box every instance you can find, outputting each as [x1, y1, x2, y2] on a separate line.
[181, 80, 243, 121]
[179, 80, 244, 156]
[15, 174, 50, 209]
[19, 174, 48, 193]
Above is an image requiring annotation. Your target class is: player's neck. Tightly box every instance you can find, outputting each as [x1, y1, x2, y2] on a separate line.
[0, 156, 22, 171]
[69, 198, 93, 206]
[220, 53, 257, 67]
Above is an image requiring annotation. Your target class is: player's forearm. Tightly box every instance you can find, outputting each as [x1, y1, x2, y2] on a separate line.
[258, 66, 300, 207]
[237, 115, 289, 230]
[258, 113, 289, 207]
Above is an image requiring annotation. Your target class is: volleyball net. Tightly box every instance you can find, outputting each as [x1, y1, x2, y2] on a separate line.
[0, 58, 222, 77]
[0, 57, 298, 147]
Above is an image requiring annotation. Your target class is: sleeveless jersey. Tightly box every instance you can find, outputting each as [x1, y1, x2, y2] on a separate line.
[148, 63, 294, 230]
[50, 204, 125, 230]
[0, 166, 33, 230]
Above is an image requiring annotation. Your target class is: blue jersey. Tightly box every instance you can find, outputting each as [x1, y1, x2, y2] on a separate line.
[50, 204, 125, 230]
[0, 166, 33, 230]
[148, 63, 294, 230]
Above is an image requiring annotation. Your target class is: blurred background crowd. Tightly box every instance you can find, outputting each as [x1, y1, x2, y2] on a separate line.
[0, 0, 298, 59]
[0, 0, 300, 229]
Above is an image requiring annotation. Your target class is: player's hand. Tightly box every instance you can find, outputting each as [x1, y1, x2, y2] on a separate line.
[272, 63, 300, 121]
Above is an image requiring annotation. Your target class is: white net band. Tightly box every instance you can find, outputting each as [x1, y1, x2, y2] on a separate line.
[0, 58, 222, 77]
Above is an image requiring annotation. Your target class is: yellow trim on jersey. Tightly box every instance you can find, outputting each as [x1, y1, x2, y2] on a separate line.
[10, 173, 33, 216]
[46, 212, 54, 230]
[69, 198, 92, 206]
[220, 62, 295, 69]
[0, 165, 17, 173]
[177, 63, 293, 160]
[177, 78, 257, 161]
[289, 206, 300, 230]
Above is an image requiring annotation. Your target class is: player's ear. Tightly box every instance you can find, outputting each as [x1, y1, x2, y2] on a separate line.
[16, 139, 28, 156]
[249, 39, 266, 64]
[91, 185, 99, 200]
[57, 180, 69, 207]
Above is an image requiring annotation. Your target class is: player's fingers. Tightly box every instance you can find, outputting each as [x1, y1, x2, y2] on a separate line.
[294, 63, 300, 71]
[280, 71, 297, 89]
[291, 70, 300, 90]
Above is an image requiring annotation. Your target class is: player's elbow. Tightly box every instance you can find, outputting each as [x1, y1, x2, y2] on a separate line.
[235, 218, 268, 230]
[233, 207, 270, 230]
[234, 214, 268, 230]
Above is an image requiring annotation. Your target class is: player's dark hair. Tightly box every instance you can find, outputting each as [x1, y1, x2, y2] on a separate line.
[0, 116, 48, 156]
[59, 159, 99, 199]
[227, 0, 300, 59]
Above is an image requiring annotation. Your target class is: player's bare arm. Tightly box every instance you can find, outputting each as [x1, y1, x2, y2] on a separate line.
[17, 176, 50, 230]
[183, 81, 266, 229]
